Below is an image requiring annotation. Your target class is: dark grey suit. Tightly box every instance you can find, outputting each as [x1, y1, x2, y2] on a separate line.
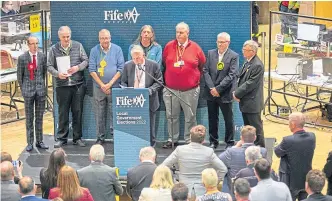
[1, 180, 21, 201]
[126, 161, 157, 201]
[77, 161, 123, 201]
[203, 48, 239, 145]
[234, 55, 265, 147]
[275, 130, 316, 201]
[324, 151, 332, 196]
[121, 59, 163, 146]
[302, 193, 332, 201]
[17, 51, 47, 145]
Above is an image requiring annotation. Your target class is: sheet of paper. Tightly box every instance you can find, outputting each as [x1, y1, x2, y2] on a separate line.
[56, 56, 71, 76]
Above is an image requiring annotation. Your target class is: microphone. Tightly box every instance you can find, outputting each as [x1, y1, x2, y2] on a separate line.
[137, 64, 143, 70]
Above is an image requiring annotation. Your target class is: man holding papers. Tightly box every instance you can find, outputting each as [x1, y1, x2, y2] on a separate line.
[121, 45, 163, 146]
[89, 29, 125, 144]
[47, 26, 89, 148]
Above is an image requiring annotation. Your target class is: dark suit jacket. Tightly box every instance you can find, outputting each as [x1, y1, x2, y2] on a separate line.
[17, 51, 47, 98]
[323, 151, 332, 196]
[20, 195, 48, 201]
[274, 130, 316, 192]
[126, 161, 157, 201]
[234, 55, 264, 113]
[302, 193, 332, 201]
[203, 48, 239, 102]
[121, 59, 163, 112]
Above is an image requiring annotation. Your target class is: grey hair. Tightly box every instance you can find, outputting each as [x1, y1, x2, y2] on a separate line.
[89, 144, 105, 161]
[130, 44, 144, 56]
[99, 29, 111, 37]
[217, 32, 231, 41]
[139, 146, 156, 159]
[243, 40, 258, 53]
[19, 176, 35, 195]
[58, 26, 71, 36]
[234, 178, 251, 197]
[245, 146, 262, 162]
[176, 22, 190, 32]
[289, 112, 306, 128]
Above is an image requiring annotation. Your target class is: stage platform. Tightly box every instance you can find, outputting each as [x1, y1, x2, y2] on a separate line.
[18, 135, 227, 185]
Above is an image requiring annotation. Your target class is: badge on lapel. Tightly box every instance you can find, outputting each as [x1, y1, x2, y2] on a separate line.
[217, 61, 224, 70]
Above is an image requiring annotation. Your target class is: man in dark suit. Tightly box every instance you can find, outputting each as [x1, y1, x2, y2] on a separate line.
[121, 45, 163, 146]
[275, 112, 316, 201]
[203, 32, 239, 149]
[303, 170, 332, 201]
[324, 151, 332, 196]
[77, 145, 123, 201]
[233, 40, 265, 147]
[17, 36, 49, 152]
[18, 176, 48, 201]
[126, 146, 157, 201]
[1, 161, 21, 201]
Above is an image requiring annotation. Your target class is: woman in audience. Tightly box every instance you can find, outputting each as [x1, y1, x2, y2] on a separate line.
[197, 168, 232, 201]
[48, 165, 94, 201]
[139, 165, 174, 201]
[40, 148, 66, 199]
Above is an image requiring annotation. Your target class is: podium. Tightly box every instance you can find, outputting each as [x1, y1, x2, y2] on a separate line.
[112, 88, 150, 176]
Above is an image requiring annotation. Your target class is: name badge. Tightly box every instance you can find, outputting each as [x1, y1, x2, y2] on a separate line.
[174, 62, 180, 68]
[179, 60, 185, 66]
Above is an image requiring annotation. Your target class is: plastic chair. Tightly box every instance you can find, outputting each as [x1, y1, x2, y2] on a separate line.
[0, 50, 14, 69]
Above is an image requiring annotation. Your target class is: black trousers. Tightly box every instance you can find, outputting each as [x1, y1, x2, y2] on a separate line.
[280, 172, 307, 201]
[56, 84, 86, 142]
[242, 112, 265, 147]
[207, 100, 234, 145]
[150, 110, 156, 146]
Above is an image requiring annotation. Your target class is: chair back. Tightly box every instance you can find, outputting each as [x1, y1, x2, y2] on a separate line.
[0, 50, 14, 69]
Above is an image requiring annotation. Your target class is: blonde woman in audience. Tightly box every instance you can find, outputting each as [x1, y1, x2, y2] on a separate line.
[48, 165, 94, 201]
[52, 198, 64, 201]
[139, 165, 174, 201]
[197, 168, 232, 201]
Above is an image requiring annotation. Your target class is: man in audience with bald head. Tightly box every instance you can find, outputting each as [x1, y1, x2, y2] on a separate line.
[19, 176, 48, 201]
[275, 112, 316, 201]
[1, 161, 21, 201]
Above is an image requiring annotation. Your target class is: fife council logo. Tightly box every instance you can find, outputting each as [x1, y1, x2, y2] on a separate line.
[116, 94, 146, 108]
[104, 7, 140, 24]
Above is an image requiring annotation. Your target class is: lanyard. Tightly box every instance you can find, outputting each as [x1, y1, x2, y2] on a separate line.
[176, 45, 186, 61]
[99, 49, 108, 63]
[135, 66, 144, 84]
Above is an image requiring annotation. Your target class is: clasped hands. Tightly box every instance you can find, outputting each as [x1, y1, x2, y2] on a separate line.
[210, 87, 220, 97]
[101, 82, 112, 95]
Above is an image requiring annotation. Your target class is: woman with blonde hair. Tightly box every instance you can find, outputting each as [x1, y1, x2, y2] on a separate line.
[48, 165, 94, 201]
[197, 168, 232, 201]
[139, 165, 174, 201]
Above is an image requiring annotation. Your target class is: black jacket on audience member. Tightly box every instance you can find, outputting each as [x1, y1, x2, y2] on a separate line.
[324, 151, 332, 196]
[302, 193, 332, 201]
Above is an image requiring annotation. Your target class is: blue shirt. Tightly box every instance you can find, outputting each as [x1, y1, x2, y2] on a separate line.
[128, 43, 162, 67]
[89, 43, 124, 87]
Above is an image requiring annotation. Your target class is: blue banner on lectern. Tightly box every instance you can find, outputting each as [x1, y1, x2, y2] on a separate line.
[112, 88, 150, 176]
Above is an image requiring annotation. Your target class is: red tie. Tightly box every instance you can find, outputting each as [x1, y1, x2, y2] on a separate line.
[32, 55, 37, 70]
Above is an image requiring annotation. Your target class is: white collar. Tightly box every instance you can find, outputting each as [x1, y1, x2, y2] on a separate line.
[141, 160, 154, 164]
[29, 51, 37, 57]
[100, 43, 111, 52]
[218, 48, 228, 56]
[178, 39, 188, 48]
[21, 195, 35, 198]
[135, 59, 146, 68]
[247, 55, 255, 62]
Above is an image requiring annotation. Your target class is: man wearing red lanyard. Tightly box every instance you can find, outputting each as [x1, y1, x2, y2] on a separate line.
[17, 36, 49, 152]
[162, 22, 206, 148]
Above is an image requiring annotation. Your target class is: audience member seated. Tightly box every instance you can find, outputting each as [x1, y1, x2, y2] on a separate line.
[18, 176, 48, 201]
[219, 125, 266, 191]
[139, 165, 173, 201]
[234, 178, 251, 201]
[127, 146, 157, 201]
[51, 198, 63, 201]
[1, 1, 17, 17]
[1, 151, 23, 184]
[249, 158, 292, 201]
[234, 146, 262, 187]
[40, 148, 66, 199]
[163, 125, 227, 197]
[275, 112, 316, 201]
[1, 161, 21, 201]
[197, 168, 232, 201]
[171, 183, 189, 201]
[77, 145, 123, 201]
[48, 165, 94, 201]
[302, 170, 332, 201]
[324, 151, 332, 196]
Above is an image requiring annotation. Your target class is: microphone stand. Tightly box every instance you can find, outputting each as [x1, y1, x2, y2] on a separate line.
[138, 64, 193, 149]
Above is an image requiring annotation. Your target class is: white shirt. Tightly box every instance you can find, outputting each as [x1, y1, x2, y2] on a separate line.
[28, 51, 38, 66]
[134, 59, 146, 88]
[100, 43, 111, 54]
[218, 48, 228, 62]
[247, 55, 255, 62]
[178, 39, 189, 48]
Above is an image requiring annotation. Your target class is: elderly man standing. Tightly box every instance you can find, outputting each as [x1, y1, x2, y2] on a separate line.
[89, 29, 124, 144]
[77, 144, 123, 201]
[1, 161, 21, 201]
[126, 147, 157, 201]
[17, 36, 48, 152]
[233, 40, 265, 147]
[48, 26, 88, 148]
[162, 22, 206, 148]
[203, 32, 239, 149]
[121, 45, 163, 146]
[275, 112, 316, 201]
[163, 125, 227, 197]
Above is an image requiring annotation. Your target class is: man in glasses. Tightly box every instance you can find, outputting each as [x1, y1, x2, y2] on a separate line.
[233, 40, 265, 147]
[203, 32, 239, 149]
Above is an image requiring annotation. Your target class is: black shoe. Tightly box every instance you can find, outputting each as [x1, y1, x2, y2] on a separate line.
[209, 142, 219, 149]
[26, 144, 33, 152]
[73, 139, 86, 147]
[95, 139, 104, 145]
[162, 141, 178, 149]
[36, 141, 49, 149]
[54, 141, 67, 148]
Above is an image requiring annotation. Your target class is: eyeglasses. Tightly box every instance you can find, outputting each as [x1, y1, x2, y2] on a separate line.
[242, 48, 253, 52]
[99, 37, 110, 41]
[217, 41, 229, 44]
